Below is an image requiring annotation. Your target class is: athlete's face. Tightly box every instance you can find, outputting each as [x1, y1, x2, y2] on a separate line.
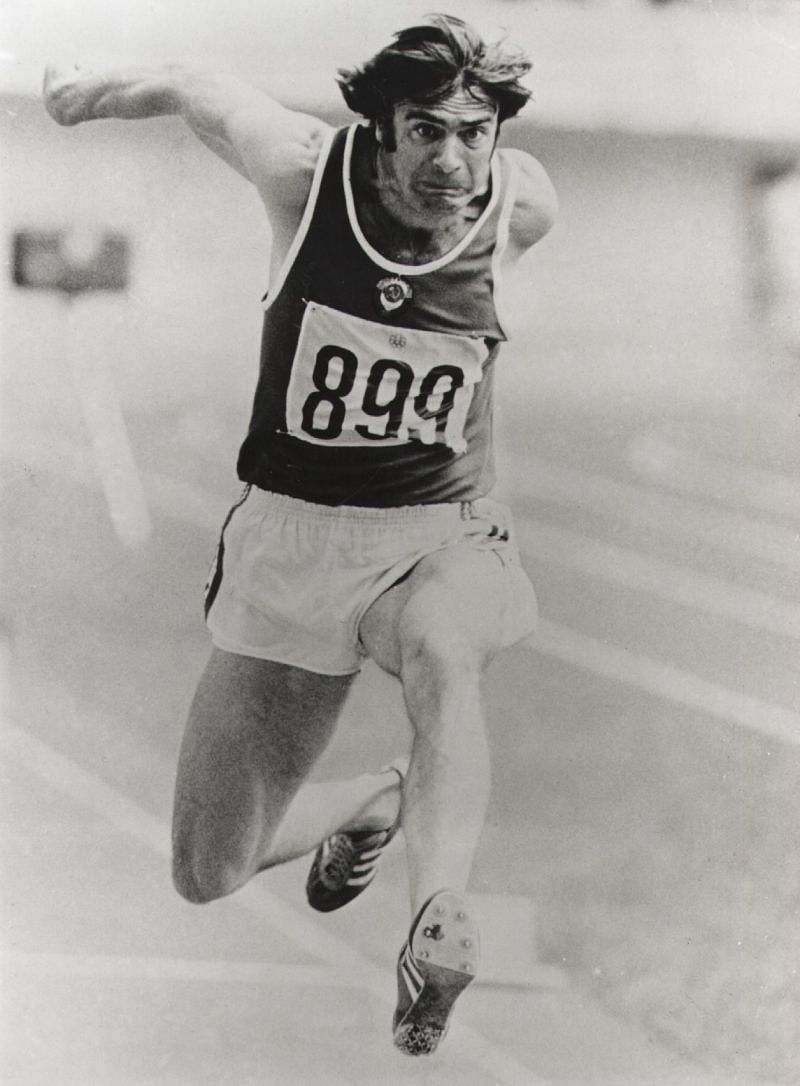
[380, 88, 498, 219]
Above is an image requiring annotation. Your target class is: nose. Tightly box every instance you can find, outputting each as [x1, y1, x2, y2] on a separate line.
[432, 136, 462, 175]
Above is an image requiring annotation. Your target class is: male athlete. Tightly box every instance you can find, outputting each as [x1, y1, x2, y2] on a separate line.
[44, 14, 557, 1055]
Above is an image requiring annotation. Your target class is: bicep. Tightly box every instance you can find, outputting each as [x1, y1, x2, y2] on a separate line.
[223, 104, 332, 211]
[177, 73, 331, 209]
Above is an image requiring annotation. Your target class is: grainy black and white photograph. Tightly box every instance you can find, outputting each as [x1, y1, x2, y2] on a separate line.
[1, 1, 799, 1083]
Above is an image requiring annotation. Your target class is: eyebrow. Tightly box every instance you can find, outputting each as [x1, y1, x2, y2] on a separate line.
[403, 108, 496, 127]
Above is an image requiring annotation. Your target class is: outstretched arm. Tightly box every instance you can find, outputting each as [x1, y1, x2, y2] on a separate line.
[42, 64, 331, 212]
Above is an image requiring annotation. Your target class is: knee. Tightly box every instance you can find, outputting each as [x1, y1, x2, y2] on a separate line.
[400, 590, 477, 661]
[172, 850, 248, 906]
[171, 851, 225, 906]
[399, 616, 479, 695]
[171, 820, 249, 906]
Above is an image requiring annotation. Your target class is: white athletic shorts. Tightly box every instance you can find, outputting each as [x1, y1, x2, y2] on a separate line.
[204, 486, 538, 675]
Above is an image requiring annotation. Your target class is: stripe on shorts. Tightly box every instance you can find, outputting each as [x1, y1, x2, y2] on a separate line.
[204, 486, 251, 620]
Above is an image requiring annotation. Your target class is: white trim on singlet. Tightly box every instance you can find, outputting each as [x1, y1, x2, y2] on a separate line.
[490, 150, 519, 341]
[342, 122, 502, 277]
[261, 126, 337, 312]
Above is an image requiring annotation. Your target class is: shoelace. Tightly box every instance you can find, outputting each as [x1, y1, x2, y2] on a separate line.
[319, 834, 358, 887]
[320, 827, 390, 888]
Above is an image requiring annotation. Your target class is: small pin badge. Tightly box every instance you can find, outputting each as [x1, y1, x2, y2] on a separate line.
[376, 276, 413, 314]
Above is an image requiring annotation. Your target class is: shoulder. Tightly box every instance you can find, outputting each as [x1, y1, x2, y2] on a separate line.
[498, 148, 558, 254]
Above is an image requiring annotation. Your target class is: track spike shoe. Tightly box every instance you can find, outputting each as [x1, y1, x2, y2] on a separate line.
[393, 888, 480, 1056]
[305, 759, 406, 913]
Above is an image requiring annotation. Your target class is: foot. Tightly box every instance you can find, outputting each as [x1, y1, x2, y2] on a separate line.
[305, 759, 406, 913]
[393, 889, 480, 1056]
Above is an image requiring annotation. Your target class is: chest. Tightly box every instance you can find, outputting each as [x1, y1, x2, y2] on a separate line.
[356, 197, 481, 265]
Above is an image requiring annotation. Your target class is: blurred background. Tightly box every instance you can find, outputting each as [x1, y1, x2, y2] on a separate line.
[2, 2, 799, 1084]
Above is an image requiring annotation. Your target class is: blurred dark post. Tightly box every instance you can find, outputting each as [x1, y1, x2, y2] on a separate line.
[11, 228, 151, 547]
[13, 229, 129, 295]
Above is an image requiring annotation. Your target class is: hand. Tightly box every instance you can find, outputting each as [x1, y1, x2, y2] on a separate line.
[43, 64, 95, 126]
[42, 64, 181, 124]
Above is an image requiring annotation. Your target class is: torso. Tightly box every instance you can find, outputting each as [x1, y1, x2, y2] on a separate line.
[237, 123, 519, 507]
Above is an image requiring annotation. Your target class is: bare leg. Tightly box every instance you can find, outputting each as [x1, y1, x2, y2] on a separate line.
[360, 545, 510, 918]
[399, 600, 491, 913]
[172, 647, 400, 903]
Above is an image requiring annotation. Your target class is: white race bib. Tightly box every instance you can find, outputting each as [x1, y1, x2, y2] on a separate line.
[285, 302, 485, 453]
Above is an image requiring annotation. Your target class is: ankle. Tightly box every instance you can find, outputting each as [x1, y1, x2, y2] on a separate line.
[340, 769, 402, 834]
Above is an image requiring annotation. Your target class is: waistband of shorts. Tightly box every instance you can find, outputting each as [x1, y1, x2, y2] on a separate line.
[248, 486, 474, 526]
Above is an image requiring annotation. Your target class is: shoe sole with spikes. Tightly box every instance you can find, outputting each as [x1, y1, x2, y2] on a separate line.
[393, 889, 480, 1056]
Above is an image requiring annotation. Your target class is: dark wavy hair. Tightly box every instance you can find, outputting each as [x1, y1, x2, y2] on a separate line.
[337, 14, 532, 131]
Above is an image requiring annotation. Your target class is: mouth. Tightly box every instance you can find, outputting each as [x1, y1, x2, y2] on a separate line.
[418, 184, 467, 201]
[420, 183, 464, 193]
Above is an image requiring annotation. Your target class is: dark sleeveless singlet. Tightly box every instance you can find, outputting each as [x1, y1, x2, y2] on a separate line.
[236, 123, 518, 507]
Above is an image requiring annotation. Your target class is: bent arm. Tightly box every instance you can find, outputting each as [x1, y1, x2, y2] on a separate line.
[42, 64, 330, 209]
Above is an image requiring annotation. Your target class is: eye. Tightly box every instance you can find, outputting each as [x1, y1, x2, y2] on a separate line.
[411, 122, 439, 141]
[462, 127, 488, 147]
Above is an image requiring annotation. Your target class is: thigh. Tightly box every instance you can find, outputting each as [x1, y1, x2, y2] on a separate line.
[174, 647, 355, 836]
[359, 543, 522, 677]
